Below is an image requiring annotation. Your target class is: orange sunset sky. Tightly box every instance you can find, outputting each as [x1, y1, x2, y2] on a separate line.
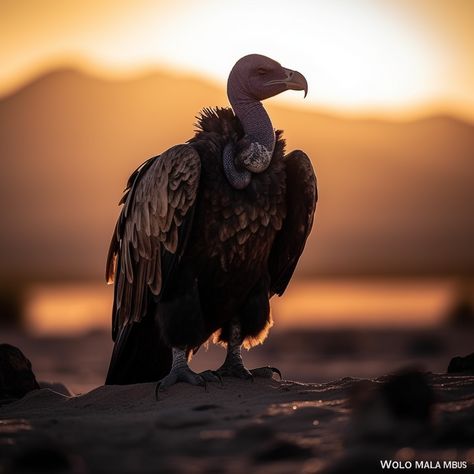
[2, 0, 474, 120]
[1, 0, 473, 333]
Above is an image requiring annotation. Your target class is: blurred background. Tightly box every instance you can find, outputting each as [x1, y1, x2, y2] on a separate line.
[1, 0, 473, 393]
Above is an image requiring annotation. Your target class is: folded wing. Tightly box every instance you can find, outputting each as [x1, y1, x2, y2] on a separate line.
[106, 144, 201, 341]
[268, 150, 317, 296]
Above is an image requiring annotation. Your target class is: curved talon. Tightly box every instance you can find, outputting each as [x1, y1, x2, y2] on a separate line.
[154, 365, 220, 400]
[271, 367, 282, 380]
[216, 362, 285, 381]
[249, 366, 282, 380]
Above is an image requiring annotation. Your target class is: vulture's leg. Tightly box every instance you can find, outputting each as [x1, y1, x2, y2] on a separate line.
[216, 321, 281, 380]
[156, 347, 220, 395]
[216, 322, 253, 379]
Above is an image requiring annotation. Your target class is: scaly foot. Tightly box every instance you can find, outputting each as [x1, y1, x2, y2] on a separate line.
[250, 366, 282, 379]
[155, 348, 221, 398]
[216, 359, 253, 380]
[217, 320, 282, 381]
[216, 355, 282, 381]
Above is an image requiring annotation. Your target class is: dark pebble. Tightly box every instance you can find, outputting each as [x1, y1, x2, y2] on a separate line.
[447, 353, 474, 375]
[0, 344, 40, 401]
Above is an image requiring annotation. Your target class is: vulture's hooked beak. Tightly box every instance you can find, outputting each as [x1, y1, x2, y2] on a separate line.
[265, 68, 308, 98]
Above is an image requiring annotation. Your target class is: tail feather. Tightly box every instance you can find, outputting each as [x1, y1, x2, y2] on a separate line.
[105, 315, 171, 385]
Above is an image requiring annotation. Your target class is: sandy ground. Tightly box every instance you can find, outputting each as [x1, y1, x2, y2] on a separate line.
[1, 328, 473, 473]
[1, 374, 474, 474]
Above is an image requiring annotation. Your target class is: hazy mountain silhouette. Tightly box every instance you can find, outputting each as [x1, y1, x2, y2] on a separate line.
[0, 68, 473, 280]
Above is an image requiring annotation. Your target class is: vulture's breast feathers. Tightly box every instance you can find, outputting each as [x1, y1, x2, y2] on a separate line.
[188, 107, 287, 274]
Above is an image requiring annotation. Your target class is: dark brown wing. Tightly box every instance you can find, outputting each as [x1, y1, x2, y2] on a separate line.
[106, 144, 201, 340]
[268, 150, 317, 296]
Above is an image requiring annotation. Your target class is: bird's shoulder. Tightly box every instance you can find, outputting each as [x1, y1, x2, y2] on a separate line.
[193, 107, 243, 138]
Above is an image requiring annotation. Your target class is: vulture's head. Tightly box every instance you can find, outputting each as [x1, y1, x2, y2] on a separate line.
[227, 54, 308, 106]
[222, 54, 308, 190]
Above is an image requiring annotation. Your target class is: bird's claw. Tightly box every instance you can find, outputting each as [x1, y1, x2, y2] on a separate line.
[216, 363, 253, 380]
[155, 367, 221, 400]
[250, 366, 282, 380]
[216, 363, 282, 381]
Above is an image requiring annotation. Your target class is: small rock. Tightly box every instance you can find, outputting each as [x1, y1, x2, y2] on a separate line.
[447, 353, 474, 375]
[349, 370, 434, 442]
[0, 344, 39, 402]
[381, 369, 434, 423]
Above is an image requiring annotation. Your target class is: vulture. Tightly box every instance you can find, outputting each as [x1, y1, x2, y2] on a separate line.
[105, 54, 317, 391]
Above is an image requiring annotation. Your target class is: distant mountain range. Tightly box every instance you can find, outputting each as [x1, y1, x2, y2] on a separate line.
[0, 68, 473, 280]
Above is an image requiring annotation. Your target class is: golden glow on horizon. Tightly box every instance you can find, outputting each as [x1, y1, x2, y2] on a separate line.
[24, 281, 453, 335]
[2, 0, 474, 119]
[26, 284, 112, 335]
[274, 280, 453, 328]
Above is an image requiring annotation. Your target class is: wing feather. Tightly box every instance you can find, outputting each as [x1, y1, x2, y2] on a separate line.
[269, 150, 317, 296]
[106, 144, 201, 340]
